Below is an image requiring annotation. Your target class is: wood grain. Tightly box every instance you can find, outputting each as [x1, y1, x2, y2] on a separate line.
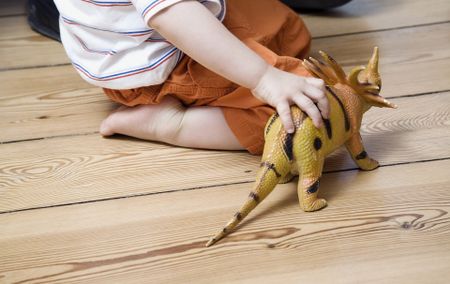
[1, 93, 449, 213]
[1, 24, 449, 143]
[1, 3, 449, 283]
[303, 0, 450, 37]
[1, 1, 449, 70]
[0, 16, 69, 70]
[1, 159, 449, 283]
[0, 65, 113, 142]
[312, 23, 450, 98]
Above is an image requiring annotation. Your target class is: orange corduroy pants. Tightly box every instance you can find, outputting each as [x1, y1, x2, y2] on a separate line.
[103, 0, 312, 155]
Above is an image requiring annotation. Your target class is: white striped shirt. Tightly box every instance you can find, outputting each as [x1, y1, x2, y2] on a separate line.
[54, 0, 226, 89]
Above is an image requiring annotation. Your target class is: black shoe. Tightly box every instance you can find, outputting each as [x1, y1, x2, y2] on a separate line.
[27, 0, 61, 42]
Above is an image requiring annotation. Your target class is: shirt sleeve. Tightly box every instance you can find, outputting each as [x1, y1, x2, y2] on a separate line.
[132, 0, 226, 25]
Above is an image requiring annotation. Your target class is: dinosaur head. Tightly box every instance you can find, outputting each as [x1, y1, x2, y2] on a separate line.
[348, 47, 397, 109]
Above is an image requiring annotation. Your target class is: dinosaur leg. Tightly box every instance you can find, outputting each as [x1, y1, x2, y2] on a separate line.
[297, 158, 327, 212]
[345, 133, 379, 171]
[257, 139, 292, 193]
[261, 122, 296, 187]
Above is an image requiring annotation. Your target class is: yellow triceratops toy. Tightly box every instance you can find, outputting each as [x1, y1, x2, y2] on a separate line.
[206, 47, 397, 247]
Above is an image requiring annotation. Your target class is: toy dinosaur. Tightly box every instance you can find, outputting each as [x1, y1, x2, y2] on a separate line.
[206, 47, 397, 247]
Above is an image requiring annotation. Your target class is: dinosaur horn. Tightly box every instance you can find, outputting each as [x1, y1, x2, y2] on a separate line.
[360, 46, 381, 89]
[357, 47, 396, 108]
[364, 95, 398, 109]
[367, 46, 379, 76]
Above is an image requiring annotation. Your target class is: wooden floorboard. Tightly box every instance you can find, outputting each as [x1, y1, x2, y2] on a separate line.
[1, 0, 449, 282]
[1, 23, 449, 143]
[1, 0, 449, 70]
[0, 16, 69, 70]
[0, 15, 37, 40]
[1, 160, 449, 283]
[312, 23, 450, 98]
[303, 0, 450, 37]
[0, 65, 113, 143]
[1, 92, 449, 212]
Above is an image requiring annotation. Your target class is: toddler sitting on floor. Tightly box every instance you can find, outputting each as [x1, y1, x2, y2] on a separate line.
[54, 0, 330, 155]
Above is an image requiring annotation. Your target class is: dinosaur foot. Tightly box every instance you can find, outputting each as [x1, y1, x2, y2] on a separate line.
[359, 158, 379, 171]
[301, 198, 328, 212]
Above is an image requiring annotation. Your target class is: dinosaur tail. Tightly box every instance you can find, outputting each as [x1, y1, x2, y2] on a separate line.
[206, 162, 283, 247]
[205, 195, 258, 247]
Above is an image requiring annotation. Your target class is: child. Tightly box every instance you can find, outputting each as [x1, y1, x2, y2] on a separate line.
[54, 0, 329, 155]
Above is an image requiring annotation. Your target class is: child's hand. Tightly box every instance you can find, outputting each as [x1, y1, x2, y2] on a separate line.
[148, 0, 328, 133]
[251, 65, 328, 133]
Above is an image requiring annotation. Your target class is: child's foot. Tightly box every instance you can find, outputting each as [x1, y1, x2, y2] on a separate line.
[99, 96, 185, 144]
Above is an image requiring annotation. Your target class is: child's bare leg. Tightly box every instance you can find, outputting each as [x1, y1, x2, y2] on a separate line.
[99, 96, 244, 151]
[175, 105, 244, 150]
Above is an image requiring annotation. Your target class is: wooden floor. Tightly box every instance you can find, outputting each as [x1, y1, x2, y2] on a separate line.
[1, 0, 450, 283]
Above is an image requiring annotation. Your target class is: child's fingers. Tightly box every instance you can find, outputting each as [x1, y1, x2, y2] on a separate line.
[276, 101, 294, 133]
[304, 85, 329, 119]
[292, 95, 323, 128]
[306, 77, 325, 89]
